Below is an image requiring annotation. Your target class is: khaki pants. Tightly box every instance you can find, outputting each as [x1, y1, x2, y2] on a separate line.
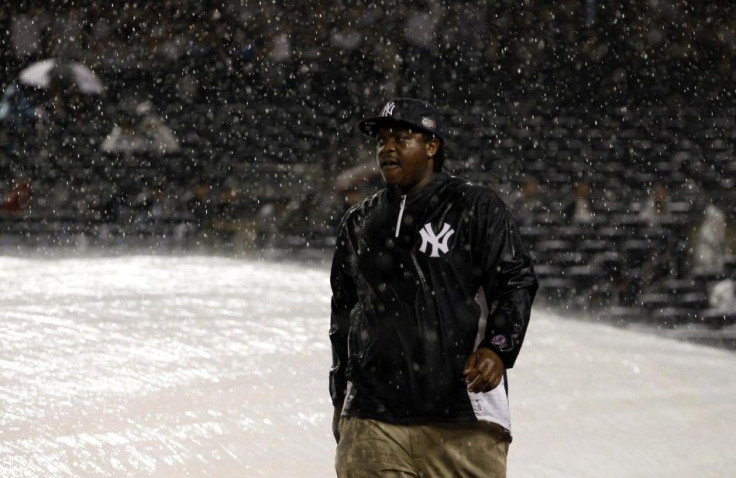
[335, 417, 510, 477]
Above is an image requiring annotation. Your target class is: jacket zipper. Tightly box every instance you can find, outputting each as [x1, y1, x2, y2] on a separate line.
[395, 195, 407, 238]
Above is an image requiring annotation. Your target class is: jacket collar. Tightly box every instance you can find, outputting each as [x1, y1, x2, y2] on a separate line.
[386, 169, 451, 203]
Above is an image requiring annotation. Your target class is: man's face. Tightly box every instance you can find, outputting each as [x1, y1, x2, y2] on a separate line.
[375, 126, 438, 194]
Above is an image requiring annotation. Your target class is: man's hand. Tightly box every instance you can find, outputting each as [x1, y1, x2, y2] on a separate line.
[332, 406, 342, 444]
[463, 347, 505, 393]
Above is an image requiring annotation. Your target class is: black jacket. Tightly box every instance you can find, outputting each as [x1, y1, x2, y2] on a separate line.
[329, 170, 537, 424]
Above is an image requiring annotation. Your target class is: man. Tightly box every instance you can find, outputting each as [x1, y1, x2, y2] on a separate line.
[329, 98, 537, 477]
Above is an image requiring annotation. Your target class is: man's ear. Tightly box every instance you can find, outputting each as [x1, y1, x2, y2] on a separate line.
[426, 138, 440, 158]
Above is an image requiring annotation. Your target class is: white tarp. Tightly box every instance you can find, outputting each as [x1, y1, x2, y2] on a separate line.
[1, 255, 735, 477]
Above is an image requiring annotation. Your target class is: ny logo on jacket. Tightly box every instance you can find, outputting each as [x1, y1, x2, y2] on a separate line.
[419, 222, 455, 257]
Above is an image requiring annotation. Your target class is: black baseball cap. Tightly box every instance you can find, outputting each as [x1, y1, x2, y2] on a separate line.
[357, 98, 444, 143]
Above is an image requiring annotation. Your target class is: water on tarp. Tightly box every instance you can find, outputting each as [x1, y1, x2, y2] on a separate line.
[1, 255, 735, 477]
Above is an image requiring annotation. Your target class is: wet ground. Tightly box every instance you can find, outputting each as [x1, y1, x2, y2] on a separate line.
[2, 254, 735, 477]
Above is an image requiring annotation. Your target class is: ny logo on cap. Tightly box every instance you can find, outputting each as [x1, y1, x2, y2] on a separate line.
[381, 101, 396, 117]
[421, 116, 435, 130]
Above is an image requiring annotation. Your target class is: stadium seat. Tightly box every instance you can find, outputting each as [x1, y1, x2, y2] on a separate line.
[699, 309, 736, 329]
[652, 307, 698, 328]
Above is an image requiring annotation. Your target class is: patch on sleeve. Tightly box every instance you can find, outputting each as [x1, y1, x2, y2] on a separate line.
[491, 335, 507, 348]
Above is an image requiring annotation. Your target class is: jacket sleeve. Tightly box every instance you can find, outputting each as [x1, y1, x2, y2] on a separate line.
[476, 192, 538, 369]
[329, 217, 358, 407]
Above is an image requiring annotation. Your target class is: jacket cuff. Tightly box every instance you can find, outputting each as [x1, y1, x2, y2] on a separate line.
[330, 374, 347, 407]
[331, 390, 346, 408]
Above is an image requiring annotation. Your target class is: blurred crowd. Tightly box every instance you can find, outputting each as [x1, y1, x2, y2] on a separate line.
[0, 4, 734, 236]
[3, 1, 736, 104]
